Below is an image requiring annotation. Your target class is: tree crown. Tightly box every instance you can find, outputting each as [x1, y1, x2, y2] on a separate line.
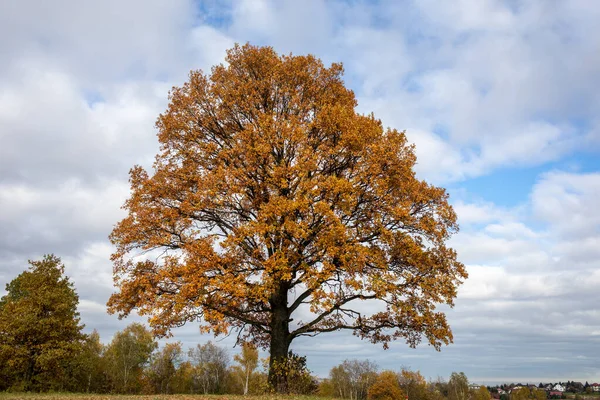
[108, 43, 466, 351]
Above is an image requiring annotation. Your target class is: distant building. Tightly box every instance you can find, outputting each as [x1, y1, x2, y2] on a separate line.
[553, 384, 566, 392]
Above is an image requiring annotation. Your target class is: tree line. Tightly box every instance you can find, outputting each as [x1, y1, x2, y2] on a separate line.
[1, 254, 478, 398]
[0, 255, 269, 394]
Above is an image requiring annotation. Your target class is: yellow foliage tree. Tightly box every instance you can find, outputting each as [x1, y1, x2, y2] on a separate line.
[368, 371, 405, 400]
[107, 43, 467, 390]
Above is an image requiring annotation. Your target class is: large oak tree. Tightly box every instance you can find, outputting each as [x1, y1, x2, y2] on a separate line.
[108, 43, 467, 390]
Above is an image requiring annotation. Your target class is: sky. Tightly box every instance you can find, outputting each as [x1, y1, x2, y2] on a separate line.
[1, 0, 600, 385]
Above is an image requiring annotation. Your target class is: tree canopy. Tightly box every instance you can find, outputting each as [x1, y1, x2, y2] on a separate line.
[0, 255, 85, 391]
[108, 43, 467, 389]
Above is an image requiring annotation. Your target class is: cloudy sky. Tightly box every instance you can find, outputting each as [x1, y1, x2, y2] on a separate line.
[2, 0, 600, 385]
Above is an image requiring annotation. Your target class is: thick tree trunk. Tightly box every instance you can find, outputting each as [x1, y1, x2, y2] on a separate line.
[267, 283, 291, 392]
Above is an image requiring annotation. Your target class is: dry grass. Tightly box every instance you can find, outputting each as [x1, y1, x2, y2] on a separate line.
[0, 394, 326, 400]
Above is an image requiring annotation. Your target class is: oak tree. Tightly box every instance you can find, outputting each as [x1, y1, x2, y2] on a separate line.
[108, 43, 467, 390]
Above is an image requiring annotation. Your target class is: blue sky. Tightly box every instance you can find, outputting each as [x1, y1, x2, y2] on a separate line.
[1, 0, 600, 385]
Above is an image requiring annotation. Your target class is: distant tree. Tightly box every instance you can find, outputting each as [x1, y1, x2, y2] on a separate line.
[399, 368, 429, 400]
[429, 377, 449, 400]
[74, 329, 106, 392]
[107, 43, 467, 392]
[232, 342, 259, 395]
[318, 378, 336, 397]
[171, 360, 195, 393]
[448, 372, 469, 400]
[330, 359, 378, 400]
[189, 341, 229, 394]
[104, 323, 157, 393]
[472, 385, 491, 400]
[368, 370, 405, 400]
[0, 255, 86, 391]
[146, 342, 183, 394]
[511, 387, 531, 400]
[534, 389, 547, 400]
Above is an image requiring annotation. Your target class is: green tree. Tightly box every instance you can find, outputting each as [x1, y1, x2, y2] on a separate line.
[0, 255, 85, 391]
[472, 385, 491, 400]
[171, 360, 195, 394]
[448, 372, 469, 400]
[73, 329, 106, 392]
[146, 342, 183, 394]
[104, 322, 157, 393]
[511, 387, 531, 400]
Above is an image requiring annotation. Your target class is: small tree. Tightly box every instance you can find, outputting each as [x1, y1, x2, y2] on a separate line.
[104, 323, 157, 393]
[330, 359, 378, 400]
[471, 385, 491, 400]
[368, 371, 405, 400]
[146, 342, 183, 393]
[74, 329, 106, 393]
[399, 368, 429, 400]
[0, 255, 86, 391]
[233, 342, 259, 395]
[189, 341, 229, 394]
[448, 372, 469, 400]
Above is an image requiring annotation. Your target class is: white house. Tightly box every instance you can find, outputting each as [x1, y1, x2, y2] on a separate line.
[553, 384, 566, 392]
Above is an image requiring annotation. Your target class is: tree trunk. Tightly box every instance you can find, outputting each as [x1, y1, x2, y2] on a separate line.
[244, 367, 250, 395]
[267, 283, 291, 392]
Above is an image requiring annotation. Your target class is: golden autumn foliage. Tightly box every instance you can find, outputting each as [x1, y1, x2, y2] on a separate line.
[107, 43, 467, 388]
[368, 371, 405, 400]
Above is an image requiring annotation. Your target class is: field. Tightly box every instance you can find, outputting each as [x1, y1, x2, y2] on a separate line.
[0, 395, 325, 400]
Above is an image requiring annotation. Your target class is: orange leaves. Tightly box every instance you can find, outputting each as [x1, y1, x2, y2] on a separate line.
[108, 43, 466, 361]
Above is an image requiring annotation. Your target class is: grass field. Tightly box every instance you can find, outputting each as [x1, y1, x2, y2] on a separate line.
[0, 395, 326, 400]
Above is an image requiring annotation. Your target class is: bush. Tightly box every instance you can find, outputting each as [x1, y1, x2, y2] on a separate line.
[270, 352, 317, 395]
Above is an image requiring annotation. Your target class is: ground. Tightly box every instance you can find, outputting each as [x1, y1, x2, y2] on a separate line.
[0, 395, 326, 400]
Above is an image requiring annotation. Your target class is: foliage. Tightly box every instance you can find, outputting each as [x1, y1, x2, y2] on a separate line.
[188, 341, 229, 394]
[0, 255, 86, 391]
[448, 372, 469, 400]
[269, 352, 317, 395]
[104, 323, 157, 393]
[329, 359, 378, 400]
[146, 342, 184, 394]
[368, 370, 405, 400]
[317, 379, 336, 397]
[232, 342, 260, 395]
[107, 43, 466, 391]
[399, 368, 429, 400]
[471, 386, 491, 400]
[72, 330, 107, 393]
